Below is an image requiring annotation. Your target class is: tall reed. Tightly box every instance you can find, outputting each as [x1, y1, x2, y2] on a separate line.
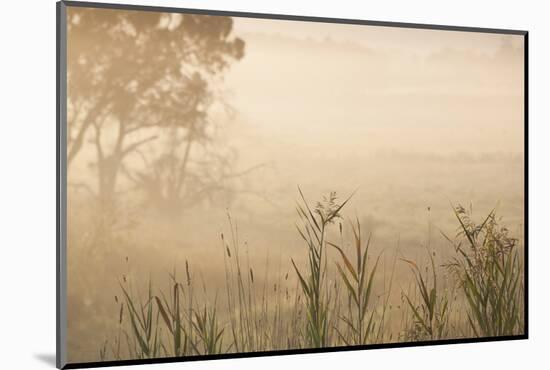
[401, 250, 450, 340]
[100, 194, 524, 362]
[444, 205, 523, 337]
[328, 218, 381, 345]
[291, 189, 351, 348]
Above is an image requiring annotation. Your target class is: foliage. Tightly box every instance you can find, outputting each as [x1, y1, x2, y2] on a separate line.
[444, 206, 523, 337]
[67, 8, 245, 210]
[328, 219, 381, 345]
[401, 251, 450, 341]
[291, 188, 351, 347]
[99, 193, 524, 361]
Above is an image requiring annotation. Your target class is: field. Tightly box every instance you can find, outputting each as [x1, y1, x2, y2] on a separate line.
[66, 155, 525, 362]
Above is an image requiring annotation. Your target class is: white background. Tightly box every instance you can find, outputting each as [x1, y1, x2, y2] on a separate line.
[0, 0, 546, 368]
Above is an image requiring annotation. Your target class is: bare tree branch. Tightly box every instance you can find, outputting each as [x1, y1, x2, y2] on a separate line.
[121, 135, 158, 158]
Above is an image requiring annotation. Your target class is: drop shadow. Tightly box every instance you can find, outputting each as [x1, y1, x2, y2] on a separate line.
[34, 353, 56, 367]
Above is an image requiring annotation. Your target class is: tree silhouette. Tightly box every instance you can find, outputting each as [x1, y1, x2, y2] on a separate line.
[67, 8, 245, 211]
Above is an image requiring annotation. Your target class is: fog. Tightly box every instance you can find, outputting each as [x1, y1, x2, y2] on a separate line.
[66, 8, 524, 363]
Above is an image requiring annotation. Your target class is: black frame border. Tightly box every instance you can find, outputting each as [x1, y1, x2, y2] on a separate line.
[56, 1, 529, 369]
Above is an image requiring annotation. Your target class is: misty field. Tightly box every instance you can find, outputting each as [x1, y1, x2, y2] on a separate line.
[65, 6, 525, 364]
[68, 184, 524, 362]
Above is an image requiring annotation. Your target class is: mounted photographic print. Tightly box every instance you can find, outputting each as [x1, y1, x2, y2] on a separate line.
[56, 1, 528, 368]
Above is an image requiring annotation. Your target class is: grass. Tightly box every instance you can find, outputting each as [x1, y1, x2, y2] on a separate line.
[444, 205, 523, 337]
[98, 190, 525, 361]
[401, 249, 450, 340]
[328, 218, 383, 345]
[291, 188, 351, 347]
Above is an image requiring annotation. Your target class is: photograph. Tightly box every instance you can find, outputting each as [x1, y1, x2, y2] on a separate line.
[61, 2, 526, 366]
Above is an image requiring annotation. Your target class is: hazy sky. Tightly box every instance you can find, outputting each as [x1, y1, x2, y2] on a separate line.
[233, 17, 524, 56]
[224, 16, 524, 157]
